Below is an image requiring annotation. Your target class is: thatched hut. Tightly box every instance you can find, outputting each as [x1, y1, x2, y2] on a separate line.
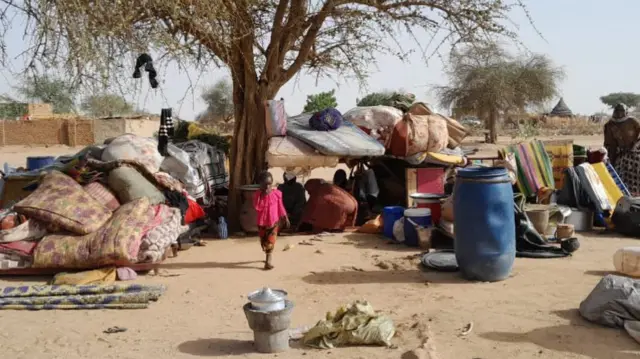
[549, 98, 573, 117]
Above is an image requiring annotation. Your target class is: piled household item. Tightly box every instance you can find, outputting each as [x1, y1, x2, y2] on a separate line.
[501, 140, 555, 198]
[260, 98, 469, 241]
[0, 133, 229, 273]
[265, 99, 469, 171]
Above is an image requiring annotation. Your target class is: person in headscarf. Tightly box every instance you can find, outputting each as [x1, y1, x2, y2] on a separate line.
[604, 103, 640, 194]
[299, 179, 358, 233]
[333, 169, 348, 189]
[277, 171, 306, 230]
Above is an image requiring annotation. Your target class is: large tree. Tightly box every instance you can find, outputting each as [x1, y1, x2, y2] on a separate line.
[435, 43, 564, 143]
[0, 0, 531, 224]
[81, 94, 134, 117]
[15, 75, 77, 114]
[600, 92, 640, 110]
[303, 89, 337, 113]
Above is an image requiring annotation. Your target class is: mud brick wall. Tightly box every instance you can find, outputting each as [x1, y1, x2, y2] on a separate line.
[0, 118, 94, 146]
[0, 118, 159, 146]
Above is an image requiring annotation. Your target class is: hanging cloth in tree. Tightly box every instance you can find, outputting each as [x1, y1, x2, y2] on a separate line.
[132, 53, 159, 89]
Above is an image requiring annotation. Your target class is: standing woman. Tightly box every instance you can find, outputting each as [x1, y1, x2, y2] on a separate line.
[253, 171, 290, 270]
[604, 103, 640, 195]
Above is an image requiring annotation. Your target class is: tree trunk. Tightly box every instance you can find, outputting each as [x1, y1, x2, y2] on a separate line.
[227, 65, 279, 232]
[488, 107, 498, 144]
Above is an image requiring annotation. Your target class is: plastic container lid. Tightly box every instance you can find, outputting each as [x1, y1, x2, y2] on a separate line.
[421, 251, 459, 272]
[384, 206, 405, 213]
[404, 208, 431, 217]
[410, 193, 447, 200]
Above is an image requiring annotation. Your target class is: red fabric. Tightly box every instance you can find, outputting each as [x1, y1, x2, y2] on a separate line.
[253, 189, 287, 227]
[185, 197, 205, 224]
[0, 240, 37, 257]
[388, 120, 409, 157]
[301, 179, 358, 231]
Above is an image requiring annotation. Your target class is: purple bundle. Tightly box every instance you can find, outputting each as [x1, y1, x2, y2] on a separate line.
[309, 108, 344, 131]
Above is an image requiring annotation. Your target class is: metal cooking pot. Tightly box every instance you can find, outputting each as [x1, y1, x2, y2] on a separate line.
[247, 287, 288, 312]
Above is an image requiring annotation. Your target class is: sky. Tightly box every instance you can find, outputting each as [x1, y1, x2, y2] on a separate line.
[0, 0, 634, 120]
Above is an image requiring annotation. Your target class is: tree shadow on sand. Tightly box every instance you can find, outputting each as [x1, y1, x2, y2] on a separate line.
[480, 309, 640, 359]
[158, 260, 264, 270]
[302, 267, 472, 285]
[339, 233, 420, 252]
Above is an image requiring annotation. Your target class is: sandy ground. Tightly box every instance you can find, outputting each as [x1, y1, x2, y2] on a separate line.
[3, 135, 639, 359]
[1, 233, 639, 359]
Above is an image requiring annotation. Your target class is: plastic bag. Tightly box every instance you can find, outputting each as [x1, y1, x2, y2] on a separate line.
[302, 301, 395, 349]
[392, 218, 405, 242]
[160, 144, 199, 190]
[343, 106, 402, 131]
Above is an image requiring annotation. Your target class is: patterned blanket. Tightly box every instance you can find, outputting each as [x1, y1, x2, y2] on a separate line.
[0, 283, 165, 310]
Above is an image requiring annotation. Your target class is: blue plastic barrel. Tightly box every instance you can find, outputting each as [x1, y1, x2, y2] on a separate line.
[454, 167, 515, 282]
[383, 206, 405, 239]
[403, 208, 432, 247]
[26, 156, 55, 171]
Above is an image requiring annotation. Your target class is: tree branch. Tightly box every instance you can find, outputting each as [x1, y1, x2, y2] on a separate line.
[281, 0, 335, 83]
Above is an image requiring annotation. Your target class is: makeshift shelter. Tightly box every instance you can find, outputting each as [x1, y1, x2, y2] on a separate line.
[549, 98, 573, 117]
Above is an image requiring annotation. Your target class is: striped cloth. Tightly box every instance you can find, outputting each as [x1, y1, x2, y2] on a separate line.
[157, 108, 173, 156]
[501, 140, 555, 197]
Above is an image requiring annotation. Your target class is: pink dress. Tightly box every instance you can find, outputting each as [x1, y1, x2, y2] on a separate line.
[253, 189, 287, 228]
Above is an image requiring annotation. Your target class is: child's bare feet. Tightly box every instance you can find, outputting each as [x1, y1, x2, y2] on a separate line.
[264, 253, 274, 270]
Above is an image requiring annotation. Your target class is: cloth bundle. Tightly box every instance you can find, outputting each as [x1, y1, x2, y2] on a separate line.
[132, 53, 159, 89]
[309, 108, 344, 131]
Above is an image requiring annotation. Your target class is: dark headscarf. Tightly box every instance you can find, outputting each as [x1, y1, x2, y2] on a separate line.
[613, 103, 627, 120]
[333, 169, 347, 189]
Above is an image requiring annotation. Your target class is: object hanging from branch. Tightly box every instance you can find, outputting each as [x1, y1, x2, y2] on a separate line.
[133, 53, 159, 89]
[158, 108, 173, 156]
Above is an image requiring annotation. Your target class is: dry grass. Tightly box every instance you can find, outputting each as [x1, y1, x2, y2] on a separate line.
[541, 116, 603, 135]
[467, 115, 603, 138]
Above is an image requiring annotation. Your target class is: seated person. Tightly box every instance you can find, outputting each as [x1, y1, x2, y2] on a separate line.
[333, 169, 348, 189]
[299, 178, 358, 233]
[334, 166, 379, 225]
[277, 171, 306, 230]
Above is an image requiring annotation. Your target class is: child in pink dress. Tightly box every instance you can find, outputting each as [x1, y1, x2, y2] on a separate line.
[253, 171, 289, 270]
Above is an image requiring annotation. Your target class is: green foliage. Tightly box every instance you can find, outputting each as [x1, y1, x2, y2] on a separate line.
[356, 91, 393, 107]
[80, 94, 134, 117]
[356, 91, 416, 112]
[513, 120, 540, 139]
[15, 75, 77, 114]
[599, 93, 640, 109]
[199, 80, 234, 122]
[303, 89, 338, 113]
[0, 96, 27, 119]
